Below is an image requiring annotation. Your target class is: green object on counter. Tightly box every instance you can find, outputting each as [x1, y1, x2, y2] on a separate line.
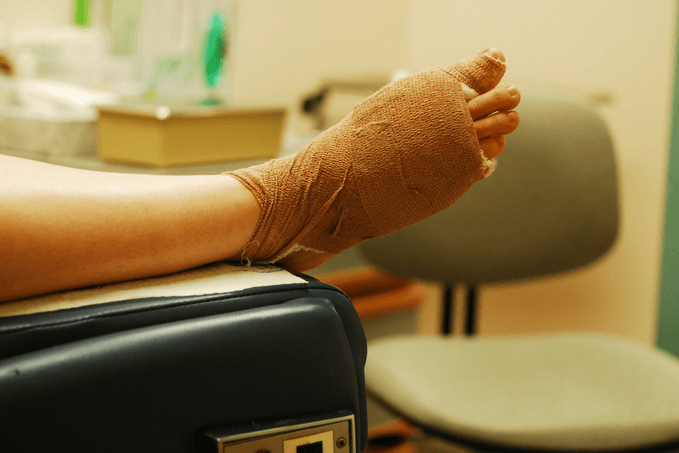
[203, 12, 227, 91]
[73, 0, 91, 26]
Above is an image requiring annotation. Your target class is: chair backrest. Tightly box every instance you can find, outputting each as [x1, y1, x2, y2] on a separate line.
[358, 89, 620, 285]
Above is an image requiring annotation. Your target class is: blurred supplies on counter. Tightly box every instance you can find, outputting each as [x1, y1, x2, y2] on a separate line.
[11, 26, 110, 85]
[0, 101, 95, 156]
[97, 103, 285, 168]
[0, 79, 120, 156]
[0, 24, 123, 157]
[133, 0, 237, 106]
[0, 0, 240, 164]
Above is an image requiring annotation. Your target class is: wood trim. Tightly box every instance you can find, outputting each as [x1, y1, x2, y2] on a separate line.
[367, 419, 417, 453]
[368, 419, 418, 440]
[316, 266, 426, 320]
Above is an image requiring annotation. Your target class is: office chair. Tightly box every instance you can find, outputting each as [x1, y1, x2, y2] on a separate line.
[0, 262, 368, 453]
[358, 89, 679, 452]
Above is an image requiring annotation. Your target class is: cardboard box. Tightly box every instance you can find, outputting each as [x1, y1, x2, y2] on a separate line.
[97, 103, 286, 167]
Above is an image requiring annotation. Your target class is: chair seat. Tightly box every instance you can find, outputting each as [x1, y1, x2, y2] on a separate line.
[365, 334, 679, 451]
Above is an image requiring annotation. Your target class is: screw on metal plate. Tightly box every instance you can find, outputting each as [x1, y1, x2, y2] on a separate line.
[336, 437, 346, 449]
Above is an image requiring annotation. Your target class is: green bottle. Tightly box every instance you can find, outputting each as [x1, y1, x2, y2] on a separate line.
[201, 12, 227, 106]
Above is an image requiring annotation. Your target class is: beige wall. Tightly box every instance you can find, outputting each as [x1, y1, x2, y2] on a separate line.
[232, 0, 407, 110]
[408, 0, 677, 344]
[0, 2, 70, 32]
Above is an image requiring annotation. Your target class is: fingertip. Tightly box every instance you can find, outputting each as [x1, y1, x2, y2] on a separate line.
[441, 49, 507, 96]
[480, 135, 506, 160]
[482, 47, 506, 63]
[496, 134, 506, 150]
[508, 110, 520, 128]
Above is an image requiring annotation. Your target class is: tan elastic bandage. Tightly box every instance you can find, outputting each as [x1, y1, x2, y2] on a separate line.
[227, 51, 506, 264]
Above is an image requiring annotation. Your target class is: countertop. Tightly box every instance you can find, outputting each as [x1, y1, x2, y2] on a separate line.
[0, 147, 268, 176]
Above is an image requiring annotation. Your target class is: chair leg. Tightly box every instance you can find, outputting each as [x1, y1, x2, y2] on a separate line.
[465, 285, 478, 336]
[441, 284, 455, 335]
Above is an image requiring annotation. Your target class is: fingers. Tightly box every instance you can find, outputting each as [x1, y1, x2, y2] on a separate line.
[468, 85, 520, 161]
[468, 85, 521, 120]
[474, 110, 520, 140]
[483, 47, 506, 63]
[457, 51, 518, 161]
[479, 135, 506, 160]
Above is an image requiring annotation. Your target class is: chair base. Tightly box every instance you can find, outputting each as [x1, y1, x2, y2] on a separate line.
[367, 389, 679, 453]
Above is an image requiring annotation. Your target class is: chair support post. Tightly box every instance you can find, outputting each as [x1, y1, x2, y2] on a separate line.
[465, 286, 478, 336]
[442, 284, 454, 335]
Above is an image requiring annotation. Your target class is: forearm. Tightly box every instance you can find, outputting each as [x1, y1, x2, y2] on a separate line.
[0, 155, 260, 302]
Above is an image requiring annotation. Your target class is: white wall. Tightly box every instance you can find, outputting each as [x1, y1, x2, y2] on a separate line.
[407, 0, 677, 344]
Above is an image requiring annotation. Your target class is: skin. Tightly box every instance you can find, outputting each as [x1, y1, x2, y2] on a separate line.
[0, 49, 519, 303]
